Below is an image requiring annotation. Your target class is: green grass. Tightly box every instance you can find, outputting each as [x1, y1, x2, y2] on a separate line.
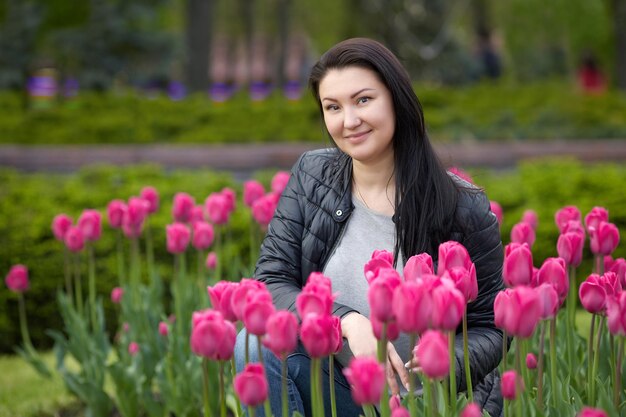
[0, 352, 79, 417]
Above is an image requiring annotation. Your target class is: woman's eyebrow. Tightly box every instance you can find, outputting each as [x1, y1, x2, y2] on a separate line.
[322, 88, 376, 102]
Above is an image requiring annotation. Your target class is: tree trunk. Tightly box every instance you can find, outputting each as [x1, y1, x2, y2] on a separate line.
[614, 0, 626, 90]
[185, 0, 213, 93]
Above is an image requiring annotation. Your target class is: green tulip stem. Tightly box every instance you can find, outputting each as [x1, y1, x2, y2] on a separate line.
[448, 330, 456, 416]
[87, 243, 97, 331]
[245, 331, 250, 365]
[329, 355, 337, 417]
[130, 237, 141, 306]
[63, 246, 73, 301]
[501, 329, 508, 373]
[115, 230, 126, 286]
[145, 221, 154, 282]
[614, 338, 624, 409]
[249, 214, 257, 269]
[566, 265, 576, 379]
[74, 253, 83, 317]
[256, 336, 273, 417]
[549, 317, 558, 408]
[197, 249, 204, 290]
[440, 376, 449, 417]
[202, 358, 212, 417]
[282, 355, 289, 417]
[219, 361, 226, 417]
[514, 342, 523, 417]
[591, 315, 605, 406]
[408, 333, 418, 417]
[423, 377, 436, 417]
[18, 293, 34, 351]
[230, 357, 243, 417]
[310, 358, 322, 417]
[215, 225, 222, 282]
[363, 405, 377, 417]
[462, 311, 473, 402]
[537, 321, 547, 411]
[377, 323, 390, 417]
[588, 314, 596, 402]
[174, 254, 185, 340]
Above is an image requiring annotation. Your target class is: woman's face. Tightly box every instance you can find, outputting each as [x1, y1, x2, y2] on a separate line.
[318, 66, 395, 165]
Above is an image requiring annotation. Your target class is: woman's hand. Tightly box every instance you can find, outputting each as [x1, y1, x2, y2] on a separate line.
[341, 313, 410, 395]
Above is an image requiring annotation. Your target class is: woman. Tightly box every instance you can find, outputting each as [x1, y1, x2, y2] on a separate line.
[235, 38, 505, 417]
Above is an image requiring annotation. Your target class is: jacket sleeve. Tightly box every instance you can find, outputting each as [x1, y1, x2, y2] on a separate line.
[453, 189, 505, 392]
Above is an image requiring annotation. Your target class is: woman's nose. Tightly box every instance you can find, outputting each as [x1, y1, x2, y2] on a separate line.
[343, 109, 362, 129]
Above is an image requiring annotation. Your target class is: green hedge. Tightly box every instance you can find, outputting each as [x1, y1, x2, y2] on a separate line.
[2, 82, 626, 144]
[1, 158, 625, 353]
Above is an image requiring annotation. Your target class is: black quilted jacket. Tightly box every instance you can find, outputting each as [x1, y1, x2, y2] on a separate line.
[255, 148, 505, 416]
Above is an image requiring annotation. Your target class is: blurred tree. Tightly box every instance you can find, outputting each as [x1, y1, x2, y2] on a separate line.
[185, 0, 214, 92]
[612, 0, 626, 90]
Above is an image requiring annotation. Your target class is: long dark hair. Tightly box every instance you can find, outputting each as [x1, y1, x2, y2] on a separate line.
[308, 38, 459, 262]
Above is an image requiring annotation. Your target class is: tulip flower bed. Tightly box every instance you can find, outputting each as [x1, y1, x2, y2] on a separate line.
[1, 158, 626, 417]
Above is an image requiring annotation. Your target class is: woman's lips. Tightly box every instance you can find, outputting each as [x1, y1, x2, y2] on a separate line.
[344, 129, 372, 142]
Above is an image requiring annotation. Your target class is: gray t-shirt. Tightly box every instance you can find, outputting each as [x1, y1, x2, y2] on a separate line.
[323, 195, 412, 371]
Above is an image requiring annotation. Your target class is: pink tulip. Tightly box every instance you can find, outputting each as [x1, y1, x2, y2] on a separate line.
[599, 271, 622, 298]
[234, 363, 269, 407]
[562, 220, 586, 236]
[111, 287, 123, 304]
[371, 315, 400, 341]
[106, 200, 126, 229]
[537, 257, 569, 302]
[128, 342, 139, 355]
[77, 209, 102, 241]
[252, 193, 277, 227]
[330, 315, 343, 354]
[190, 205, 205, 225]
[526, 353, 537, 369]
[242, 288, 275, 336]
[490, 200, 503, 225]
[442, 265, 478, 302]
[437, 241, 472, 276]
[449, 166, 473, 184]
[415, 330, 449, 380]
[392, 280, 432, 334]
[190, 309, 237, 360]
[5, 264, 29, 293]
[205, 192, 230, 225]
[577, 407, 609, 417]
[364, 258, 394, 284]
[140, 186, 159, 214]
[494, 286, 541, 338]
[166, 222, 190, 254]
[123, 197, 149, 238]
[579, 274, 607, 314]
[521, 210, 538, 230]
[609, 258, 626, 287]
[343, 356, 386, 406]
[555, 206, 581, 233]
[262, 310, 299, 358]
[64, 226, 85, 252]
[300, 313, 335, 358]
[584, 206, 609, 233]
[206, 252, 217, 270]
[172, 192, 195, 223]
[503, 242, 534, 287]
[606, 292, 626, 336]
[536, 283, 559, 320]
[403, 253, 434, 281]
[271, 171, 291, 194]
[510, 222, 536, 247]
[244, 180, 265, 207]
[501, 370, 523, 399]
[296, 272, 335, 319]
[368, 269, 402, 323]
[231, 278, 266, 321]
[389, 394, 402, 410]
[557, 232, 584, 267]
[460, 403, 482, 417]
[391, 407, 410, 417]
[158, 321, 169, 337]
[207, 281, 238, 322]
[52, 214, 73, 241]
[431, 283, 466, 331]
[192, 221, 214, 250]
[589, 221, 620, 256]
[221, 187, 236, 213]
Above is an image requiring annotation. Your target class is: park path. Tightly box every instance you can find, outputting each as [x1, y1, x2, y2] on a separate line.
[1, 139, 625, 173]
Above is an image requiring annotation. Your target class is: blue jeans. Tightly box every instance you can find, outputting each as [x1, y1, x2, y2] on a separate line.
[234, 329, 364, 417]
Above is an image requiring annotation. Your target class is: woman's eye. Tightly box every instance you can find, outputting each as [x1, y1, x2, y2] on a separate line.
[325, 104, 339, 111]
[357, 96, 371, 104]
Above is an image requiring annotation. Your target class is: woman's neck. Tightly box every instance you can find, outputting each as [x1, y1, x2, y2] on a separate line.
[351, 156, 396, 215]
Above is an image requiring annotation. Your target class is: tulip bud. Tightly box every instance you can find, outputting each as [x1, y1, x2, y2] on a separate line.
[536, 283, 559, 320]
[271, 171, 291, 194]
[300, 313, 335, 358]
[609, 258, 626, 288]
[65, 226, 85, 252]
[403, 253, 434, 281]
[537, 257, 568, 302]
[190, 205, 205, 225]
[431, 283, 465, 331]
[589, 221, 620, 256]
[584, 206, 609, 233]
[78, 209, 102, 242]
[526, 353, 537, 369]
[252, 193, 277, 227]
[263, 310, 299, 358]
[242, 289, 275, 336]
[579, 274, 607, 314]
[166, 222, 191, 254]
[460, 403, 482, 417]
[172, 192, 195, 223]
[557, 232, 584, 267]
[501, 370, 523, 399]
[494, 286, 541, 338]
[442, 265, 478, 302]
[437, 241, 472, 276]
[190, 309, 237, 360]
[192, 221, 214, 250]
[111, 287, 123, 304]
[123, 197, 149, 238]
[555, 206, 581, 233]
[5, 264, 29, 293]
[128, 342, 139, 356]
[234, 363, 269, 407]
[139, 186, 159, 214]
[371, 315, 400, 341]
[511, 222, 536, 247]
[52, 214, 73, 241]
[221, 187, 236, 213]
[158, 321, 169, 337]
[368, 270, 401, 323]
[343, 356, 386, 405]
[503, 243, 534, 287]
[521, 210, 538, 230]
[205, 192, 230, 225]
[106, 200, 126, 229]
[606, 292, 626, 336]
[207, 281, 238, 322]
[490, 200, 503, 225]
[206, 252, 217, 270]
[415, 330, 449, 380]
[243, 180, 265, 207]
[392, 281, 432, 334]
[576, 406, 609, 417]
